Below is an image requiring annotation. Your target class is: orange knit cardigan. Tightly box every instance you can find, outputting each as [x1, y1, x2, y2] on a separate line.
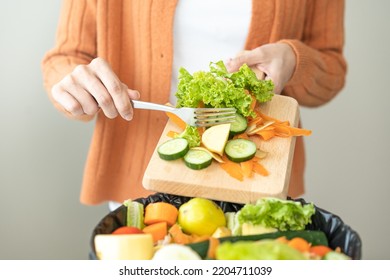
[42, 0, 346, 205]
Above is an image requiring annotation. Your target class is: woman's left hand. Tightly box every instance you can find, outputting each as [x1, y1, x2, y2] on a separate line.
[225, 43, 296, 94]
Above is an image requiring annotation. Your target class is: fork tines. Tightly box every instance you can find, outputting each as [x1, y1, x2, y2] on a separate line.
[194, 108, 237, 127]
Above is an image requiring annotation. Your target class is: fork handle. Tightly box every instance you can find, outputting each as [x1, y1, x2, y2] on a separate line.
[131, 100, 176, 113]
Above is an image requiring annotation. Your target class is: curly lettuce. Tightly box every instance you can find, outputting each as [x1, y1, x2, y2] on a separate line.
[236, 198, 315, 232]
[175, 126, 201, 148]
[175, 61, 274, 118]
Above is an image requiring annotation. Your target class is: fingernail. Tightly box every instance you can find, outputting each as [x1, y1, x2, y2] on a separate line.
[124, 113, 133, 121]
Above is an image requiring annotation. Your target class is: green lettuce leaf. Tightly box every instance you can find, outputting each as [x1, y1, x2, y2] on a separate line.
[175, 126, 201, 148]
[236, 198, 315, 232]
[216, 240, 308, 260]
[175, 61, 274, 118]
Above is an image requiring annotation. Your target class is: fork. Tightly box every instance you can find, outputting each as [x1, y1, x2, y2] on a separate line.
[132, 100, 236, 127]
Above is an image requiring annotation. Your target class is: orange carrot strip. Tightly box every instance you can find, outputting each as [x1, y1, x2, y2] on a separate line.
[220, 156, 244, 181]
[166, 130, 179, 138]
[207, 237, 220, 259]
[249, 94, 257, 112]
[273, 125, 292, 137]
[248, 116, 263, 126]
[252, 161, 269, 176]
[285, 126, 312, 136]
[256, 130, 276, 141]
[144, 202, 178, 226]
[240, 160, 254, 178]
[237, 133, 249, 140]
[166, 112, 186, 130]
[256, 111, 281, 123]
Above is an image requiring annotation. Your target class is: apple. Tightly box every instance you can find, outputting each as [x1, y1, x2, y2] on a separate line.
[112, 226, 143, 235]
[201, 123, 231, 156]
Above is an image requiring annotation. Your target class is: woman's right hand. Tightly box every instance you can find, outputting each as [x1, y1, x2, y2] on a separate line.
[51, 57, 140, 121]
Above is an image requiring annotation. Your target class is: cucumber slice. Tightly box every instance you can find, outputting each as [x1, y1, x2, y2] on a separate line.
[229, 113, 248, 137]
[157, 138, 189, 160]
[224, 139, 257, 162]
[184, 149, 213, 170]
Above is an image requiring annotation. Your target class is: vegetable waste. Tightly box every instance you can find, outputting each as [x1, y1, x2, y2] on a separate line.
[157, 61, 312, 180]
[93, 197, 352, 260]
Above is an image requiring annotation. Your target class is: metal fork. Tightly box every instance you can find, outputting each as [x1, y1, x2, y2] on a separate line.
[132, 100, 236, 127]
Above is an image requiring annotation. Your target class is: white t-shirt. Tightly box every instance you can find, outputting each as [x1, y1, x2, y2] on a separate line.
[109, 1, 252, 211]
[169, 0, 252, 105]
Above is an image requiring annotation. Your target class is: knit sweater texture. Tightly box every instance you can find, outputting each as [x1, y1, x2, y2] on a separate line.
[42, 0, 346, 205]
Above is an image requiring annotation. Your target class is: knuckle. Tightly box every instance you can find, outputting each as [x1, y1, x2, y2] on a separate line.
[73, 64, 87, 75]
[97, 95, 112, 107]
[90, 57, 107, 69]
[66, 101, 83, 115]
[84, 104, 99, 115]
[109, 81, 123, 96]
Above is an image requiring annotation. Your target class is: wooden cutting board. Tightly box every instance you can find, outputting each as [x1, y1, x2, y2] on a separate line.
[142, 94, 300, 204]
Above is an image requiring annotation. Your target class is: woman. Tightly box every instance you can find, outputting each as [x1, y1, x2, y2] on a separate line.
[41, 0, 346, 207]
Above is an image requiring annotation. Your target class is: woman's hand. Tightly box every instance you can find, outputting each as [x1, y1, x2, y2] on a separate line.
[225, 43, 296, 94]
[51, 57, 140, 121]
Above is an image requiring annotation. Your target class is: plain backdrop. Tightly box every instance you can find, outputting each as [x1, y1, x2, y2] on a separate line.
[0, 0, 389, 260]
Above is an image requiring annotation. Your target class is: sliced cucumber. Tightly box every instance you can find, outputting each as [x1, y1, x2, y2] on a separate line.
[157, 138, 189, 160]
[229, 113, 248, 137]
[184, 149, 213, 170]
[224, 139, 257, 163]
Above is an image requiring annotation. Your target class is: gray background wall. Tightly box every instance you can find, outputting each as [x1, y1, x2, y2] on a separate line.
[0, 0, 389, 259]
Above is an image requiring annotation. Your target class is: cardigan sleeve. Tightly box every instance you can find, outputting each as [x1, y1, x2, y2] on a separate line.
[280, 0, 347, 107]
[41, 0, 97, 121]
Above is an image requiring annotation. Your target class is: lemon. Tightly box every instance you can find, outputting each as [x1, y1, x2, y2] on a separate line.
[178, 198, 226, 236]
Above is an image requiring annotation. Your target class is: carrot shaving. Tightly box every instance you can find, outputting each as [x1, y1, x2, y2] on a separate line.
[207, 237, 220, 259]
[249, 94, 257, 112]
[255, 130, 276, 141]
[166, 130, 178, 138]
[252, 161, 269, 176]
[237, 133, 249, 140]
[166, 112, 186, 130]
[240, 160, 254, 178]
[219, 156, 244, 181]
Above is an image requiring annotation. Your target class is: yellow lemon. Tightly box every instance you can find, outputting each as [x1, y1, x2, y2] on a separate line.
[178, 198, 226, 236]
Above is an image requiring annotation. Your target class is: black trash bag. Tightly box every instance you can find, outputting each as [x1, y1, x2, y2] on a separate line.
[90, 193, 362, 260]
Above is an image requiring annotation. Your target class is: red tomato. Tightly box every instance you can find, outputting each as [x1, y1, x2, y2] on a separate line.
[112, 226, 143, 235]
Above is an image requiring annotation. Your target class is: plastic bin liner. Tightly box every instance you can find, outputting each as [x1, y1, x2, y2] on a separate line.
[90, 193, 362, 260]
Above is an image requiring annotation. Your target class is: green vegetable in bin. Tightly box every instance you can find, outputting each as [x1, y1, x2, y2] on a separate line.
[235, 197, 315, 234]
[187, 230, 328, 260]
[216, 240, 308, 260]
[123, 199, 145, 229]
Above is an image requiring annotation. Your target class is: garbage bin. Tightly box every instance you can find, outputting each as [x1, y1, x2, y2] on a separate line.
[90, 193, 362, 260]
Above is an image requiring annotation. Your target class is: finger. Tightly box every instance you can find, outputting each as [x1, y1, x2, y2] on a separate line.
[52, 85, 84, 116]
[61, 75, 99, 115]
[225, 48, 263, 72]
[73, 64, 119, 119]
[128, 88, 140, 100]
[89, 58, 134, 121]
